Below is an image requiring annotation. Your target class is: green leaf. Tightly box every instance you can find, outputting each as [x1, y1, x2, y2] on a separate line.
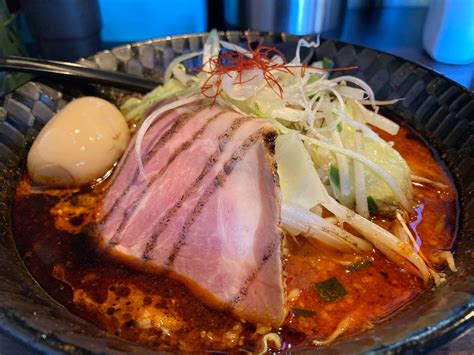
[367, 196, 379, 215]
[291, 308, 316, 317]
[346, 260, 373, 272]
[322, 56, 334, 69]
[329, 165, 340, 189]
[314, 277, 347, 303]
[336, 122, 343, 132]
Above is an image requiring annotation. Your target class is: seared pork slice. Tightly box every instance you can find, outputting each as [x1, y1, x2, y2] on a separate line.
[97, 104, 286, 327]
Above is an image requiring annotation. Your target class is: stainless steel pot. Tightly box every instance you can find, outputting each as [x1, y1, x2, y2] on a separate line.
[224, 0, 347, 35]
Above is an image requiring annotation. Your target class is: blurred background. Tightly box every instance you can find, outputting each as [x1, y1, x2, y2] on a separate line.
[0, 0, 472, 91]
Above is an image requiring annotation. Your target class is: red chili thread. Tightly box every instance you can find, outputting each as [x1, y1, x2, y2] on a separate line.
[199, 37, 357, 104]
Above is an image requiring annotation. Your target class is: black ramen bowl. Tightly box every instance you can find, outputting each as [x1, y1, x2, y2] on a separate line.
[0, 32, 472, 354]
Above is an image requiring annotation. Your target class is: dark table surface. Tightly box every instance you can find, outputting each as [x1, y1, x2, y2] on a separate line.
[1, 6, 472, 354]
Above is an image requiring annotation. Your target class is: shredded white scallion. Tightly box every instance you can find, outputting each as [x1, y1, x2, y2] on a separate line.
[338, 85, 367, 100]
[411, 175, 449, 189]
[301, 135, 411, 211]
[331, 76, 376, 110]
[330, 129, 353, 203]
[335, 108, 385, 144]
[134, 94, 203, 176]
[291, 36, 321, 64]
[313, 315, 354, 346]
[353, 100, 400, 135]
[353, 130, 369, 218]
[282, 202, 373, 253]
[434, 251, 458, 272]
[255, 333, 282, 353]
[220, 40, 253, 58]
[323, 196, 431, 284]
[360, 98, 402, 106]
[164, 51, 203, 83]
[396, 211, 421, 253]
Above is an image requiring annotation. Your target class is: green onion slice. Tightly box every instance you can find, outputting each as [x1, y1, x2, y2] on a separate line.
[314, 276, 347, 302]
[329, 165, 341, 189]
[346, 260, 373, 272]
[367, 196, 379, 215]
[291, 308, 316, 317]
[322, 56, 335, 69]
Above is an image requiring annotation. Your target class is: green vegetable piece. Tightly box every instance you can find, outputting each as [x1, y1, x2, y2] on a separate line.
[308, 74, 319, 84]
[346, 260, 373, 272]
[322, 56, 334, 69]
[367, 196, 379, 215]
[291, 308, 316, 317]
[253, 103, 265, 117]
[329, 165, 340, 189]
[314, 277, 347, 302]
[336, 122, 343, 132]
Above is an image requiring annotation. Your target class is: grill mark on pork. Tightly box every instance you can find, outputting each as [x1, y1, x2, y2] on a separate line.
[165, 129, 265, 266]
[229, 240, 278, 307]
[143, 114, 192, 163]
[143, 105, 210, 165]
[141, 116, 248, 259]
[228, 130, 281, 307]
[103, 111, 181, 208]
[107, 111, 226, 246]
[109, 103, 205, 184]
[103, 106, 207, 216]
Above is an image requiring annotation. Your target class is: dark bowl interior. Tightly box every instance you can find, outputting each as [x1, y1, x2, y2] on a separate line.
[0, 31, 472, 354]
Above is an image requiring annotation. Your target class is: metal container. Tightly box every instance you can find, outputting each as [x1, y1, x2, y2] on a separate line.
[21, 0, 101, 61]
[224, 0, 347, 35]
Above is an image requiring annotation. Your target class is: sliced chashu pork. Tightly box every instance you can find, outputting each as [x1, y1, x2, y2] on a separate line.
[96, 103, 286, 327]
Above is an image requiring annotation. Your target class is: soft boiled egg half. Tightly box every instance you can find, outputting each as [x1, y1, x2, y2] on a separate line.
[27, 96, 130, 187]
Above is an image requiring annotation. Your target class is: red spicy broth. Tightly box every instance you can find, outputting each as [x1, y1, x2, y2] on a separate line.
[12, 124, 457, 352]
